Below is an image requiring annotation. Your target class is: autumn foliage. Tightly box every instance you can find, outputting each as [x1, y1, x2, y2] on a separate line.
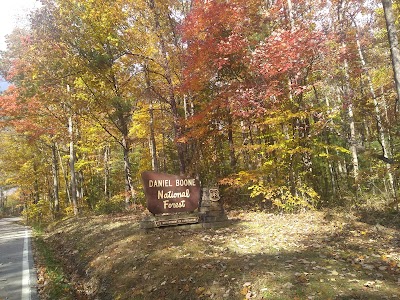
[0, 0, 399, 219]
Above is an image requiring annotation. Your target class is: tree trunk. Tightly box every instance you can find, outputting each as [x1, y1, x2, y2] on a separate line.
[337, 3, 359, 186]
[227, 113, 236, 169]
[0, 187, 4, 209]
[148, 0, 186, 174]
[122, 134, 135, 206]
[346, 81, 360, 183]
[68, 115, 78, 215]
[162, 132, 167, 172]
[382, 0, 400, 114]
[33, 162, 40, 204]
[58, 146, 71, 205]
[104, 145, 111, 200]
[51, 142, 60, 214]
[287, 0, 295, 29]
[149, 101, 159, 172]
[241, 121, 251, 169]
[77, 171, 85, 202]
[354, 24, 397, 201]
[144, 65, 159, 172]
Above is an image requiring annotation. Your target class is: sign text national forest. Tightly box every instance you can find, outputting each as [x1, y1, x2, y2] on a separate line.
[141, 171, 201, 215]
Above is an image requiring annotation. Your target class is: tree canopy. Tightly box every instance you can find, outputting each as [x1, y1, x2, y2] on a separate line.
[0, 0, 399, 219]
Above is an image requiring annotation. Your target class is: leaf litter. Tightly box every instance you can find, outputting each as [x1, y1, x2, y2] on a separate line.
[35, 209, 400, 299]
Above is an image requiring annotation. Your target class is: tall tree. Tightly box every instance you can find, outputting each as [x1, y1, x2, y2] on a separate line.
[382, 0, 400, 114]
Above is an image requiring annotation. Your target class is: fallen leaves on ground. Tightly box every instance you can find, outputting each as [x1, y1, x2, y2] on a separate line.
[35, 209, 400, 299]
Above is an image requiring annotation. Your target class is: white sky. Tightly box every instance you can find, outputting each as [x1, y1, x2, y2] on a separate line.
[0, 0, 41, 51]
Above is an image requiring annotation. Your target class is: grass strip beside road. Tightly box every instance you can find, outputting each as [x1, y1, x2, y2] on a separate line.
[32, 228, 76, 300]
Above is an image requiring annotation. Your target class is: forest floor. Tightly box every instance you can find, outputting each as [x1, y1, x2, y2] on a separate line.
[33, 207, 400, 300]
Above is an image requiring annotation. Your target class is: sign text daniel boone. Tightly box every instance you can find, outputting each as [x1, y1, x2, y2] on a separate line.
[148, 178, 196, 208]
[142, 171, 201, 215]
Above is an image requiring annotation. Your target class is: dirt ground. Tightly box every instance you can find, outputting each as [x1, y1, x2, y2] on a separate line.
[34, 208, 400, 300]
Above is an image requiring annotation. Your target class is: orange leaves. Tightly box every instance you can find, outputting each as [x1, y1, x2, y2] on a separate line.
[0, 85, 19, 115]
[240, 282, 255, 299]
[251, 27, 326, 91]
[181, 0, 328, 124]
[181, 0, 252, 90]
[0, 85, 53, 139]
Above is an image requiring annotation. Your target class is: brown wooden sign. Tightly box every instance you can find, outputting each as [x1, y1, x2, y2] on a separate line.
[141, 171, 201, 215]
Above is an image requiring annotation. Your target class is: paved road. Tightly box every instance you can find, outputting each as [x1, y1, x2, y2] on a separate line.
[0, 218, 37, 300]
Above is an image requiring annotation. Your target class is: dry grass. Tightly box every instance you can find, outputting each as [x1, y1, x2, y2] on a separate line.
[35, 209, 400, 300]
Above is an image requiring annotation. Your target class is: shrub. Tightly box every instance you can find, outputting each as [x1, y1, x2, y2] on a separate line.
[249, 183, 320, 212]
[94, 195, 126, 214]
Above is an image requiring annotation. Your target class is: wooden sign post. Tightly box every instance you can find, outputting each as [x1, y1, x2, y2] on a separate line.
[140, 172, 229, 229]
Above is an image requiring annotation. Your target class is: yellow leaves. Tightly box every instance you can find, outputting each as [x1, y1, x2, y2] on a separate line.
[263, 110, 309, 126]
[73, 77, 86, 89]
[240, 287, 249, 295]
[261, 143, 282, 154]
[195, 286, 206, 295]
[247, 182, 319, 212]
[329, 145, 352, 155]
[241, 282, 252, 294]
[240, 282, 255, 299]
[31, 71, 38, 80]
[219, 171, 259, 187]
[130, 105, 150, 139]
[287, 145, 312, 156]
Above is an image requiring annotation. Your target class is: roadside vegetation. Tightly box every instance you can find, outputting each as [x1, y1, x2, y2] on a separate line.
[33, 229, 76, 300]
[33, 204, 400, 300]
